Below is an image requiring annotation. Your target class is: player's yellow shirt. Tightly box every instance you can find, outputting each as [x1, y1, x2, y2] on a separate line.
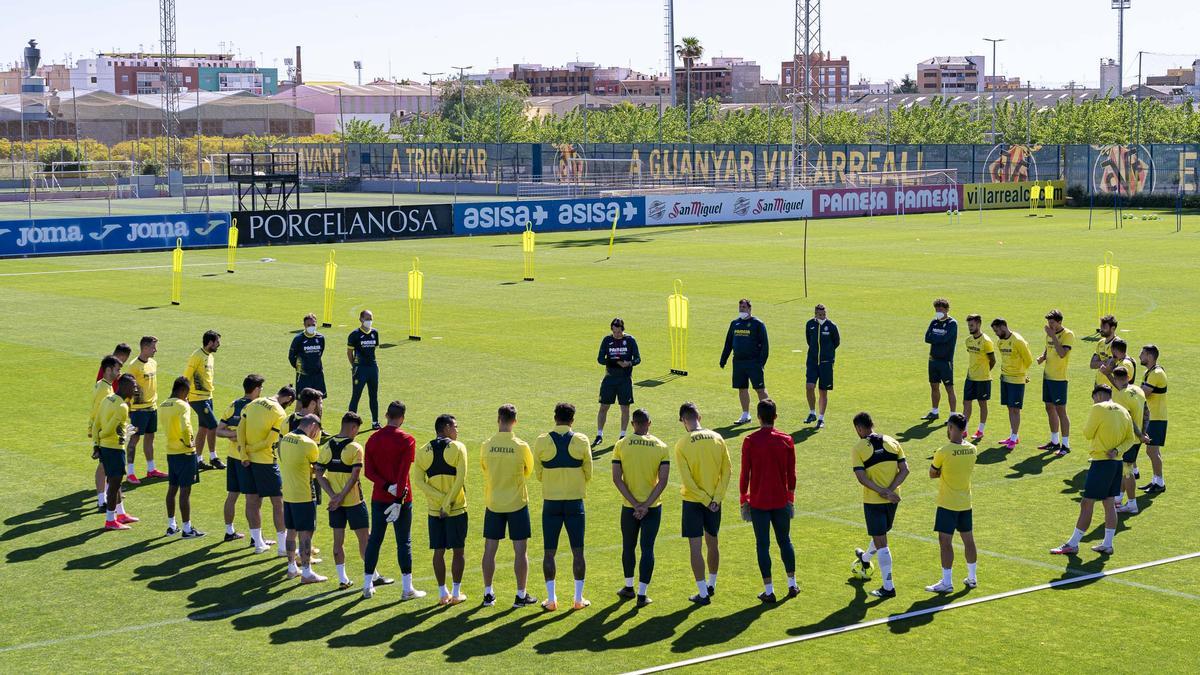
[414, 438, 468, 516]
[534, 426, 593, 501]
[158, 397, 194, 454]
[997, 332, 1034, 384]
[238, 396, 287, 464]
[219, 397, 253, 462]
[851, 434, 906, 505]
[89, 379, 114, 438]
[480, 431, 534, 513]
[278, 431, 319, 504]
[1143, 365, 1168, 421]
[317, 436, 365, 508]
[674, 429, 732, 505]
[1116, 356, 1137, 384]
[1111, 384, 1146, 434]
[964, 333, 995, 382]
[931, 441, 977, 511]
[1083, 401, 1136, 460]
[614, 433, 670, 508]
[1094, 337, 1115, 386]
[127, 357, 158, 411]
[183, 348, 214, 402]
[1043, 327, 1074, 381]
[96, 394, 130, 449]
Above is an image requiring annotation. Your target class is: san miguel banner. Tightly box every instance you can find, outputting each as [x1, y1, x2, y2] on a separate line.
[645, 190, 813, 225]
[813, 185, 963, 218]
[238, 204, 453, 245]
[963, 180, 1066, 210]
[454, 197, 645, 235]
[0, 212, 230, 258]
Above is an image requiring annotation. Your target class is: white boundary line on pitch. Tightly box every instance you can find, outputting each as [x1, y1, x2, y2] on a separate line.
[624, 551, 1200, 675]
[0, 260, 269, 277]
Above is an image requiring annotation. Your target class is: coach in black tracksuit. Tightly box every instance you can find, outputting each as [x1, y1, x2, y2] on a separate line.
[720, 298, 770, 425]
[289, 313, 327, 396]
[593, 317, 641, 448]
[924, 298, 958, 420]
[805, 304, 840, 428]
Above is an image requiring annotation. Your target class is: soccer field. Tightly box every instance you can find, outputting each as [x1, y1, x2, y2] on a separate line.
[1, 208, 1198, 672]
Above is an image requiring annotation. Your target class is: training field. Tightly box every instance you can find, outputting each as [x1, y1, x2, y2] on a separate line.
[1, 208, 1198, 672]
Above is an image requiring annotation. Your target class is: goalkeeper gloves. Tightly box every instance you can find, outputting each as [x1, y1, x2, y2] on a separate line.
[384, 502, 402, 523]
[740, 503, 752, 522]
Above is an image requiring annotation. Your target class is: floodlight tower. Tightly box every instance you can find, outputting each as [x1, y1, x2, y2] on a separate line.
[1112, 0, 1129, 95]
[790, 0, 821, 188]
[665, 0, 676, 106]
[159, 0, 180, 171]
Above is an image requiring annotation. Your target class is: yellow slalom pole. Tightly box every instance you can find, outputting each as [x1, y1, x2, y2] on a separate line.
[170, 238, 183, 305]
[321, 250, 337, 327]
[408, 257, 424, 341]
[668, 279, 689, 376]
[522, 225, 535, 281]
[1096, 251, 1119, 328]
[226, 218, 239, 273]
[606, 212, 619, 259]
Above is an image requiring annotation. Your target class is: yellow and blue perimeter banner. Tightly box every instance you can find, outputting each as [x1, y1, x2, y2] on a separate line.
[0, 212, 231, 257]
[964, 180, 1066, 210]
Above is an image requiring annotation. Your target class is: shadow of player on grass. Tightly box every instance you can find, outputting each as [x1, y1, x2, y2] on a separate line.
[671, 594, 789, 653]
[895, 420, 943, 443]
[270, 592, 397, 645]
[327, 602, 441, 649]
[533, 598, 639, 654]
[387, 603, 515, 659]
[1006, 450, 1058, 479]
[6, 527, 104, 564]
[441, 607, 571, 661]
[64, 535, 174, 571]
[886, 587, 970, 634]
[185, 566, 298, 621]
[787, 579, 880, 637]
[1, 489, 95, 541]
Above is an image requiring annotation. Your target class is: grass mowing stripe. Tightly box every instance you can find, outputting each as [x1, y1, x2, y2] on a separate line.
[623, 551, 1200, 674]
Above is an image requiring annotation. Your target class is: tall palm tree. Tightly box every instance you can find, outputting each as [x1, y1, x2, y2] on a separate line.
[675, 36, 703, 140]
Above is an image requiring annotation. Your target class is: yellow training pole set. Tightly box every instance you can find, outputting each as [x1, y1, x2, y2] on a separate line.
[1027, 182, 1042, 216]
[1096, 251, 1119, 327]
[668, 279, 689, 376]
[170, 238, 183, 305]
[408, 257, 424, 341]
[321, 250, 337, 328]
[522, 225, 535, 281]
[605, 212, 619, 259]
[226, 218, 239, 273]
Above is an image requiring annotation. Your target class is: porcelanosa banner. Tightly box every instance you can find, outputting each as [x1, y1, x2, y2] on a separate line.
[644, 190, 813, 225]
[238, 204, 453, 245]
[813, 185, 963, 218]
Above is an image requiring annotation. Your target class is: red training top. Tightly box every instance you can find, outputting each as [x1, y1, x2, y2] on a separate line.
[364, 425, 415, 504]
[739, 426, 796, 510]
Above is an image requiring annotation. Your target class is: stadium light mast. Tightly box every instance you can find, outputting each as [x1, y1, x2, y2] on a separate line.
[452, 65, 473, 139]
[983, 37, 1004, 142]
[664, 0, 676, 107]
[1112, 0, 1129, 95]
[790, 0, 821, 188]
[354, 60, 363, 86]
[159, 0, 180, 172]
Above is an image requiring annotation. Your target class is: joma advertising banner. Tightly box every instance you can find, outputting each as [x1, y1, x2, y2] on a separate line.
[645, 190, 814, 225]
[0, 212, 230, 257]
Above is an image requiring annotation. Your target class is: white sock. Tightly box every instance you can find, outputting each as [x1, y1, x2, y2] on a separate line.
[624, 577, 634, 588]
[276, 532, 286, 551]
[1051, 432, 1061, 443]
[226, 523, 236, 535]
[147, 459, 156, 472]
[517, 588, 526, 599]
[637, 582, 648, 596]
[1066, 528, 1085, 547]
[115, 502, 126, 516]
[302, 565, 312, 576]
[546, 580, 556, 601]
[1103, 528, 1115, 548]
[977, 422, 985, 433]
[288, 561, 298, 574]
[695, 580, 708, 597]
[439, 585, 449, 598]
[126, 462, 135, 475]
[596, 427, 604, 437]
[574, 579, 585, 603]
[931, 407, 940, 414]
[788, 575, 797, 589]
[484, 585, 494, 597]
[250, 528, 263, 546]
[878, 547, 894, 590]
[1009, 433, 1019, 441]
[764, 582, 774, 595]
[707, 572, 718, 588]
[1154, 475, 1165, 486]
[817, 414, 824, 421]
[182, 521, 192, 533]
[1061, 436, 1070, 448]
[967, 562, 977, 579]
[209, 450, 219, 461]
[336, 564, 347, 582]
[619, 428, 626, 438]
[862, 543, 877, 563]
[941, 568, 952, 586]
[452, 582, 461, 597]
[809, 409, 816, 416]
[364, 573, 374, 589]
[168, 516, 177, 529]
[402, 573, 413, 592]
[106, 509, 115, 521]
[98, 492, 106, 506]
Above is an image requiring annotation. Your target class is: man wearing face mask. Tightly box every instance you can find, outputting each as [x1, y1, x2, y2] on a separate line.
[720, 299, 770, 426]
[804, 304, 840, 429]
[347, 310, 381, 430]
[593, 317, 641, 449]
[923, 299, 958, 421]
[290, 313, 327, 397]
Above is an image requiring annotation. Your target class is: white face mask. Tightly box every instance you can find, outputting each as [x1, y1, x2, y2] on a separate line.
[362, 320, 373, 330]
[738, 312, 750, 320]
[817, 318, 826, 325]
[935, 311, 946, 320]
[304, 325, 316, 336]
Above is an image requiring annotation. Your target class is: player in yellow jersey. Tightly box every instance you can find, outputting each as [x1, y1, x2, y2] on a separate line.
[126, 336, 166, 483]
[216, 374, 265, 543]
[1090, 315, 1118, 386]
[850, 411, 908, 598]
[1036, 309, 1075, 456]
[316, 412, 368, 589]
[89, 355, 122, 511]
[1106, 367, 1150, 514]
[480, 404, 539, 609]
[98, 375, 140, 530]
[416, 414, 470, 605]
[612, 409, 670, 608]
[279, 414, 326, 584]
[1051, 384, 1134, 555]
[184, 330, 223, 470]
[926, 414, 978, 593]
[675, 402, 731, 606]
[160, 377, 205, 538]
[961, 314, 996, 444]
[534, 403, 593, 611]
[990, 318, 1034, 449]
[239, 385, 296, 555]
[1138, 344, 1168, 494]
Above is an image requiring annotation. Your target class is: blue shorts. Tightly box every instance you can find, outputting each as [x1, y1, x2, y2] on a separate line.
[129, 409, 158, 434]
[964, 379, 991, 401]
[731, 360, 765, 390]
[483, 506, 532, 541]
[599, 376, 634, 406]
[190, 400, 218, 429]
[99, 447, 125, 479]
[284, 501, 317, 532]
[543, 499, 585, 550]
[329, 502, 369, 530]
[234, 462, 257, 494]
[863, 502, 898, 537]
[167, 453, 199, 487]
[1121, 444, 1141, 464]
[1042, 379, 1068, 405]
[428, 513, 468, 550]
[247, 462, 282, 498]
[225, 462, 242, 492]
[295, 372, 327, 397]
[681, 500, 721, 538]
[1001, 381, 1025, 409]
[933, 507, 972, 534]
[1146, 420, 1167, 447]
[806, 361, 834, 390]
[1083, 460, 1122, 500]
[928, 359, 953, 386]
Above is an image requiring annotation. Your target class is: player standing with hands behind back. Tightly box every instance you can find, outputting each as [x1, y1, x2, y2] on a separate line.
[923, 299, 957, 420]
[720, 299, 770, 425]
[804, 304, 839, 429]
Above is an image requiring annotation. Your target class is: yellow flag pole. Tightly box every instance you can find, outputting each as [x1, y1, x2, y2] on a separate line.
[605, 212, 619, 259]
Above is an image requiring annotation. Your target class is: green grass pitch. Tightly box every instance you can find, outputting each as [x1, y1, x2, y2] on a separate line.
[1, 208, 1198, 672]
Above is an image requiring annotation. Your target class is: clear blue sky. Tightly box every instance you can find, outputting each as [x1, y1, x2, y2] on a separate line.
[4, 0, 1197, 87]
